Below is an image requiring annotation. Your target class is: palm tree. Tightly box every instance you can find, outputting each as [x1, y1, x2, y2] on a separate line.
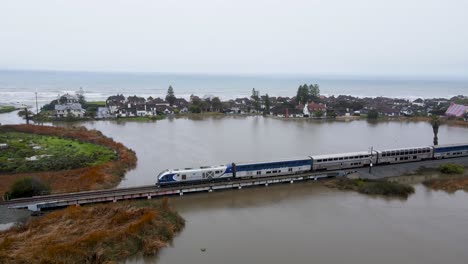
[18, 108, 34, 124]
[431, 115, 440, 145]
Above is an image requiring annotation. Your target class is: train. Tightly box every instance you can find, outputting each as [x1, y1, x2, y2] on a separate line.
[157, 143, 468, 186]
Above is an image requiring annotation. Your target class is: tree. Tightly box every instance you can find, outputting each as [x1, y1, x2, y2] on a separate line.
[296, 85, 309, 105]
[308, 84, 320, 99]
[251, 88, 260, 111]
[211, 97, 222, 112]
[314, 110, 324, 118]
[41, 99, 58, 111]
[367, 109, 379, 119]
[76, 87, 86, 105]
[431, 115, 440, 145]
[7, 177, 50, 199]
[264, 94, 271, 115]
[58, 95, 68, 104]
[18, 108, 34, 124]
[166, 85, 176, 106]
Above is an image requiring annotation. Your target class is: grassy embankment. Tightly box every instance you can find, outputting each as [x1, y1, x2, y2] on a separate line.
[0, 198, 185, 264]
[325, 178, 415, 198]
[0, 106, 16, 114]
[0, 125, 137, 195]
[0, 132, 116, 173]
[423, 163, 468, 192]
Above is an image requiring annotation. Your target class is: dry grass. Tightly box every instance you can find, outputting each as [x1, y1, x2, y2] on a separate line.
[423, 176, 468, 193]
[0, 125, 137, 195]
[0, 198, 184, 264]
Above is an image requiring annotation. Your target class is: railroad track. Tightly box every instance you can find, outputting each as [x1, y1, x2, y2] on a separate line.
[0, 185, 161, 207]
[1, 171, 344, 209]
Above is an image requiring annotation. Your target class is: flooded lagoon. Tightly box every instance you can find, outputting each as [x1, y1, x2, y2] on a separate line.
[72, 116, 468, 188]
[2, 115, 468, 263]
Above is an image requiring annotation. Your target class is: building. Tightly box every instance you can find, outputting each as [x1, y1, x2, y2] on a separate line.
[445, 102, 468, 117]
[54, 94, 85, 118]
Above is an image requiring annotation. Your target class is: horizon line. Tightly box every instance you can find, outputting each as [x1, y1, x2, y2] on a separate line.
[1, 67, 468, 82]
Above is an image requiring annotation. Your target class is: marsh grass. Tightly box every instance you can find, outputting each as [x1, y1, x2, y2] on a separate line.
[326, 178, 415, 198]
[0, 198, 184, 264]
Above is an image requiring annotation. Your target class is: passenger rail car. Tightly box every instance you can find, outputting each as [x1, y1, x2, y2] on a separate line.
[376, 146, 433, 164]
[434, 144, 468, 159]
[157, 143, 468, 186]
[312, 151, 375, 171]
[233, 158, 312, 178]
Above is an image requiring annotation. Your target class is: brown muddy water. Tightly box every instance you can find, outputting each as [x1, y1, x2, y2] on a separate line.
[126, 182, 468, 264]
[1, 115, 468, 263]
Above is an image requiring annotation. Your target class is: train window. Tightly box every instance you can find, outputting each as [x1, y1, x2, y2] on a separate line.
[266, 171, 271, 174]
[344, 157, 349, 160]
[257, 171, 261, 175]
[288, 168, 293, 172]
[182, 175, 186, 180]
[339, 157, 343, 160]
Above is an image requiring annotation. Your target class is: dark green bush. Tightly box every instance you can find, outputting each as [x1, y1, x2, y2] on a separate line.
[439, 163, 465, 174]
[8, 177, 50, 199]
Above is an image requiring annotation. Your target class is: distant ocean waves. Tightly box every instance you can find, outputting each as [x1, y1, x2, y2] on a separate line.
[0, 70, 467, 106]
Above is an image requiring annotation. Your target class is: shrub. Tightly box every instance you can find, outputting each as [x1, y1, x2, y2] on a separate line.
[439, 163, 465, 174]
[8, 177, 50, 199]
[367, 110, 379, 119]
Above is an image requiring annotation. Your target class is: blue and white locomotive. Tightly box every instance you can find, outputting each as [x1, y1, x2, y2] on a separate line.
[157, 143, 468, 186]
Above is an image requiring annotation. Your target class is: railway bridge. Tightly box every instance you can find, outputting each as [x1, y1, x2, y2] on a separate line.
[1, 171, 347, 211]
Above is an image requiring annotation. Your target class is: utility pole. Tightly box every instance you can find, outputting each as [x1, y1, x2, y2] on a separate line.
[369, 146, 373, 173]
[35, 89, 39, 115]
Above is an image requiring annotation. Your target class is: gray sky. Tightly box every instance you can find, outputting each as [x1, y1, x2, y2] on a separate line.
[1, 0, 467, 77]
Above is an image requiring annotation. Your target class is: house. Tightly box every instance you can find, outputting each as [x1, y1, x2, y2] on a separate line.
[54, 94, 85, 118]
[412, 98, 425, 107]
[127, 95, 146, 105]
[308, 102, 327, 112]
[400, 107, 413, 116]
[445, 102, 468, 117]
[155, 105, 174, 115]
[378, 107, 401, 117]
[270, 105, 303, 118]
[173, 98, 189, 109]
[149, 97, 169, 106]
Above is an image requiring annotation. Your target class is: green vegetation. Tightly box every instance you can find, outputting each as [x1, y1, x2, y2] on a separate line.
[83, 101, 106, 118]
[0, 132, 116, 173]
[326, 178, 415, 198]
[251, 88, 261, 111]
[296, 83, 320, 105]
[367, 109, 379, 119]
[166, 85, 176, 106]
[0, 106, 16, 114]
[439, 163, 465, 174]
[5, 177, 50, 199]
[0, 198, 185, 263]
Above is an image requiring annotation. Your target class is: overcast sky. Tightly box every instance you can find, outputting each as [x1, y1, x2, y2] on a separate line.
[1, 0, 467, 77]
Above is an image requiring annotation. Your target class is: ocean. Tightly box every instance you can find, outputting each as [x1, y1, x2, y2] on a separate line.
[0, 70, 467, 106]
